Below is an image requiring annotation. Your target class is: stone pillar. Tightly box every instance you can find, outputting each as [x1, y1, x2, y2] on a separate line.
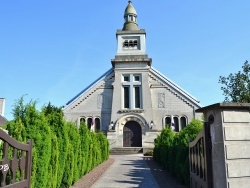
[196, 103, 250, 188]
[0, 98, 5, 116]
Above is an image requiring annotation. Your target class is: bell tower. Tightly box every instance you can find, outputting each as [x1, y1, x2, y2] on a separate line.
[112, 0, 152, 67]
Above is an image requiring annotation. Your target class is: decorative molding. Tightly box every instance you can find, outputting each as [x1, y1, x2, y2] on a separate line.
[158, 93, 165, 108]
[118, 109, 144, 113]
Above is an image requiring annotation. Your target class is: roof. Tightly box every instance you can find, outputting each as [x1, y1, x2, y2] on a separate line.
[0, 115, 7, 126]
[65, 68, 114, 107]
[196, 103, 250, 113]
[64, 66, 202, 109]
[150, 67, 201, 108]
[124, 1, 137, 15]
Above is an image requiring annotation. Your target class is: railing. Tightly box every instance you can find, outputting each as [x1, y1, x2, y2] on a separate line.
[189, 122, 212, 188]
[0, 129, 32, 188]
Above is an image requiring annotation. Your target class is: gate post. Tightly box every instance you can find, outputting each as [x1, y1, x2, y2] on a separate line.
[204, 122, 213, 188]
[196, 103, 250, 188]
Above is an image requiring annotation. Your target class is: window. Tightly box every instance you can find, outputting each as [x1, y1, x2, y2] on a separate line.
[95, 118, 101, 132]
[134, 87, 141, 108]
[180, 116, 187, 129]
[123, 75, 130, 82]
[122, 74, 142, 109]
[87, 118, 92, 130]
[124, 86, 130, 108]
[174, 117, 179, 132]
[123, 39, 138, 49]
[123, 40, 128, 48]
[165, 116, 171, 127]
[134, 75, 140, 81]
[80, 117, 85, 124]
[164, 116, 186, 132]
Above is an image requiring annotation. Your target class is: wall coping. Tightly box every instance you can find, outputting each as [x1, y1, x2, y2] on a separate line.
[196, 103, 250, 113]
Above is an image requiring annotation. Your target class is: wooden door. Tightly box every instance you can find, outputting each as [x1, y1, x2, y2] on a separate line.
[123, 121, 142, 147]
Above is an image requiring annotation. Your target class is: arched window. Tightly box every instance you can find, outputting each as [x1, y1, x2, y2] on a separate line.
[134, 40, 137, 47]
[165, 116, 171, 127]
[129, 40, 134, 47]
[95, 118, 101, 132]
[174, 117, 179, 132]
[80, 117, 85, 124]
[180, 116, 187, 130]
[87, 118, 92, 130]
[123, 40, 128, 48]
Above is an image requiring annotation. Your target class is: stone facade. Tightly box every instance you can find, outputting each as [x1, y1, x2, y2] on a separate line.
[0, 98, 7, 126]
[197, 103, 250, 188]
[63, 1, 202, 149]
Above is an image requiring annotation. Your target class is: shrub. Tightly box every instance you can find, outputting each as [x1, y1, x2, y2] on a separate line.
[5, 98, 110, 188]
[153, 119, 203, 186]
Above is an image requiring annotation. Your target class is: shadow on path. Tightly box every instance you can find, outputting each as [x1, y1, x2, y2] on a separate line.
[114, 155, 185, 188]
[144, 156, 186, 188]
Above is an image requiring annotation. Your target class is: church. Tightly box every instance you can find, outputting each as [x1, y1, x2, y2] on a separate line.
[63, 1, 202, 149]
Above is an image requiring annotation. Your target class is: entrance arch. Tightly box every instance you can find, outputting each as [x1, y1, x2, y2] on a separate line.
[123, 121, 142, 147]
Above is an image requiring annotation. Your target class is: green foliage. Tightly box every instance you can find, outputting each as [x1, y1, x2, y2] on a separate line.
[153, 119, 203, 186]
[219, 60, 250, 102]
[5, 98, 110, 188]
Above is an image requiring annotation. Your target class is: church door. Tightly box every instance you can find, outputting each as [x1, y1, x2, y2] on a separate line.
[123, 121, 142, 147]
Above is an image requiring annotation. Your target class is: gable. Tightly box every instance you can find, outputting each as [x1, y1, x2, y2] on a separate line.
[63, 69, 114, 112]
[149, 67, 201, 109]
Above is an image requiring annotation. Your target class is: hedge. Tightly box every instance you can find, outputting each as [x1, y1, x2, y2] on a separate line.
[5, 98, 109, 188]
[153, 119, 203, 186]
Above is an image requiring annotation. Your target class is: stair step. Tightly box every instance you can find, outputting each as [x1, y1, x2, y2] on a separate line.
[110, 147, 143, 155]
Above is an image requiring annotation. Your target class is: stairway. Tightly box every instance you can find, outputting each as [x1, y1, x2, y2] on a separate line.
[110, 147, 143, 155]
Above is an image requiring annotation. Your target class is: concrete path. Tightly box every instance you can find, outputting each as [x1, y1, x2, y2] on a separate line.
[91, 154, 185, 188]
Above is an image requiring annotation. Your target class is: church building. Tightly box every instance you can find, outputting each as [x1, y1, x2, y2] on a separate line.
[63, 1, 202, 149]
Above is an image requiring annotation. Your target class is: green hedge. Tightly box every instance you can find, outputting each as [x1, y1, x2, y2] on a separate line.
[153, 119, 203, 186]
[5, 98, 109, 188]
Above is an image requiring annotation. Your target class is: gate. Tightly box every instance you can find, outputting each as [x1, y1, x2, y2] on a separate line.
[189, 122, 212, 188]
[0, 129, 32, 188]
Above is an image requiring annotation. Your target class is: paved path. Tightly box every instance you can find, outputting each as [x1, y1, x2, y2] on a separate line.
[91, 154, 185, 188]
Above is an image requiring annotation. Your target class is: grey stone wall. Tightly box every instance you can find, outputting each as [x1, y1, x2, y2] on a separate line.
[197, 103, 250, 188]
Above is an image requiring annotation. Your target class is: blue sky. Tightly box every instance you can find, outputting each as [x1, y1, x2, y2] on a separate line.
[1, 0, 250, 120]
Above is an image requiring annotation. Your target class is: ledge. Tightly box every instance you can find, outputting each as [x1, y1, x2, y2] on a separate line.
[118, 109, 144, 113]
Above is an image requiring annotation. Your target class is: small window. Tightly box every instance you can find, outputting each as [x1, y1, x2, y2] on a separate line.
[134, 75, 140, 81]
[124, 87, 130, 108]
[80, 117, 85, 124]
[134, 40, 138, 47]
[180, 116, 187, 130]
[123, 40, 128, 48]
[129, 40, 134, 47]
[124, 75, 129, 82]
[174, 117, 179, 132]
[134, 87, 141, 108]
[129, 15, 133, 21]
[87, 118, 92, 130]
[165, 117, 171, 127]
[95, 118, 101, 132]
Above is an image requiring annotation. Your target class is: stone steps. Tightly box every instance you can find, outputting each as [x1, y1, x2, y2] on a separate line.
[110, 147, 143, 155]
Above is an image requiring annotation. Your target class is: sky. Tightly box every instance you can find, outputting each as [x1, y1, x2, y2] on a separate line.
[1, 0, 250, 120]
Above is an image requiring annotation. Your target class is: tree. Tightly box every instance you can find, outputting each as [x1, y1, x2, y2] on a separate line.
[219, 60, 250, 102]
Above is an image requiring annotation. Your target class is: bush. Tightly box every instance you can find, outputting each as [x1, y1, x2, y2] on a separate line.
[5, 98, 110, 188]
[153, 119, 203, 186]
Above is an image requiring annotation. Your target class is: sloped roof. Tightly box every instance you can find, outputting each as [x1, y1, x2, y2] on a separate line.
[64, 66, 202, 109]
[0, 115, 7, 126]
[149, 68, 202, 108]
[65, 68, 114, 107]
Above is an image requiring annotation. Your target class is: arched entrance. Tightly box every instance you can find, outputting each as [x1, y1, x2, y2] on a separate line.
[123, 121, 142, 147]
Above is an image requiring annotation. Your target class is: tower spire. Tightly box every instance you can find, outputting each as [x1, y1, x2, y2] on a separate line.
[122, 0, 139, 31]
